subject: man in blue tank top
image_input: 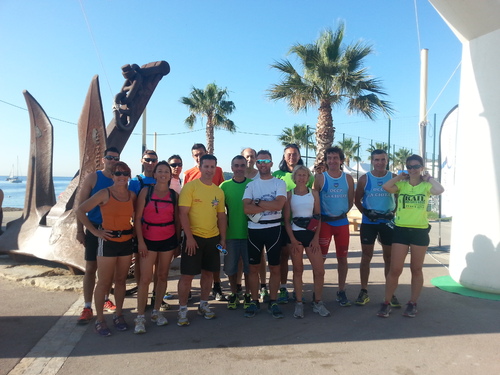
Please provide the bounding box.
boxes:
[75,147,120,324]
[354,149,399,307]
[314,146,354,307]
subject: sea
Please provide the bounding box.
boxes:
[0,176,73,209]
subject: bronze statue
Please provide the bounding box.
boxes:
[0,61,170,273]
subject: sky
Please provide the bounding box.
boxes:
[0,0,462,177]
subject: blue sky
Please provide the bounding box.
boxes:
[0,0,461,177]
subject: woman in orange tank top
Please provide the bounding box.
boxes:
[77,162,136,337]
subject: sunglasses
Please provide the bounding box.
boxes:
[406,164,422,170]
[114,171,130,177]
[170,163,182,168]
[256,159,272,165]
[104,155,120,161]
[143,158,158,163]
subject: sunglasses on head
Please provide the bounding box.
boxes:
[406,164,422,170]
[114,171,130,177]
[104,155,120,161]
[170,163,182,168]
[256,159,272,165]
[144,158,158,163]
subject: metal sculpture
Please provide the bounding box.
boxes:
[0,61,170,273]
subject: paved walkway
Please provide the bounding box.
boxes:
[1,211,499,374]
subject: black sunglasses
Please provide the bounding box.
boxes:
[406,164,422,170]
[143,158,158,163]
[104,155,120,161]
[114,171,130,177]
[170,163,182,168]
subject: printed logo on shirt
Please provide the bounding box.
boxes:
[211,197,220,207]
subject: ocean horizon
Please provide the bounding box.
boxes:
[0,176,73,209]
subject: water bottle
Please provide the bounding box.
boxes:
[216,244,228,255]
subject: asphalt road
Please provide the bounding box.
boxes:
[1,212,499,375]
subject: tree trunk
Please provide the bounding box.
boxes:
[206,117,215,155]
[314,100,335,168]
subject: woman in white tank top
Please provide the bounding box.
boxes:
[283,165,331,318]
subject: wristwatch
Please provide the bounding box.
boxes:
[254,198,261,206]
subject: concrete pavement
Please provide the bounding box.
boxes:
[1,210,499,374]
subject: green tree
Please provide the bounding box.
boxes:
[393,147,412,171]
[278,123,316,151]
[268,23,393,167]
[335,137,361,167]
[366,142,389,159]
[180,83,236,155]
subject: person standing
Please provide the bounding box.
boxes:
[75,147,120,325]
[242,147,259,179]
[314,146,354,307]
[0,189,4,235]
[378,154,444,318]
[133,161,180,333]
[354,149,399,307]
[243,150,287,319]
[284,165,330,318]
[176,154,227,326]
[273,144,314,304]
[128,150,158,195]
[168,154,184,195]
[220,155,252,310]
[183,143,226,301]
[76,162,136,336]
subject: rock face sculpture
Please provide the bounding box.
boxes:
[0,61,170,273]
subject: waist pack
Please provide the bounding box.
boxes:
[292,215,320,232]
[363,209,394,222]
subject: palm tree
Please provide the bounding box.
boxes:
[268,22,393,167]
[278,123,316,151]
[180,83,236,155]
[335,137,361,167]
[393,147,412,171]
[366,142,389,159]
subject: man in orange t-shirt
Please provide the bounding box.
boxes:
[184,143,225,185]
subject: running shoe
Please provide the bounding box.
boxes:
[77,307,93,325]
[277,287,289,304]
[355,290,370,306]
[244,301,260,318]
[227,293,238,310]
[212,285,227,301]
[159,300,171,312]
[151,310,168,326]
[312,301,331,317]
[293,302,304,319]
[390,295,402,308]
[336,290,351,307]
[134,316,146,334]
[243,294,252,309]
[377,302,392,318]
[112,314,129,331]
[259,287,270,303]
[268,302,284,319]
[403,302,417,318]
[95,320,111,337]
[164,292,174,300]
[236,286,244,300]
[197,303,216,319]
[103,299,116,312]
[177,308,190,327]
[292,291,306,303]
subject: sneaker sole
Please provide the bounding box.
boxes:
[134,329,146,334]
[197,311,216,320]
[227,305,238,310]
[177,321,190,327]
[268,311,284,319]
[77,319,92,325]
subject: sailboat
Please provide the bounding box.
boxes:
[6,158,22,183]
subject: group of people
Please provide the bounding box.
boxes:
[74,142,444,337]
